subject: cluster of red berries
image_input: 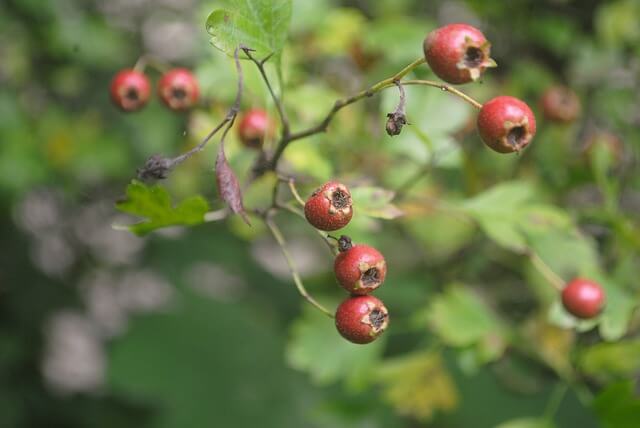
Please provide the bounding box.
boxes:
[304,181,389,344]
[110,68,199,112]
[423,23,536,153]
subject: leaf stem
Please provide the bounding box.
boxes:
[528,250,566,291]
[401,80,483,109]
[264,218,334,318]
[242,48,290,138]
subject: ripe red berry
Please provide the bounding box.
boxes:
[540,86,581,123]
[237,109,270,149]
[335,295,389,344]
[477,95,537,153]
[158,68,200,111]
[334,236,387,295]
[561,278,605,319]
[110,69,151,112]
[423,23,497,84]
[304,181,353,231]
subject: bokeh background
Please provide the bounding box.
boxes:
[1,0,639,427]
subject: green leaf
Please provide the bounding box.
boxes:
[206,0,292,59]
[593,381,640,428]
[579,339,640,383]
[599,279,635,341]
[115,180,209,236]
[375,350,458,421]
[495,418,555,428]
[350,186,403,220]
[426,285,506,362]
[286,304,384,388]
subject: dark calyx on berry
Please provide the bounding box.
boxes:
[172,87,187,100]
[126,88,139,101]
[368,308,387,330]
[464,46,484,68]
[361,267,380,286]
[337,235,353,252]
[332,189,350,209]
[507,126,527,149]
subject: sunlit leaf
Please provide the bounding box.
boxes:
[350,186,403,220]
[115,180,209,236]
[376,350,458,421]
[579,339,640,383]
[206,0,292,59]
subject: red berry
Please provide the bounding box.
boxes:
[561,278,605,319]
[237,109,270,149]
[477,95,537,153]
[423,23,497,84]
[110,69,151,112]
[158,68,199,111]
[304,181,353,231]
[540,86,581,123]
[334,236,387,295]
[335,295,389,344]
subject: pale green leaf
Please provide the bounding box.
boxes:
[350,186,403,220]
[115,180,209,236]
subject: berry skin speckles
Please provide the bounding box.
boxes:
[477,95,537,153]
[304,181,353,231]
[335,295,389,344]
[110,69,151,112]
[423,23,497,84]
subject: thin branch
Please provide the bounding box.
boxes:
[264,217,334,318]
[242,47,290,137]
[402,79,483,110]
[276,202,337,254]
[528,250,565,291]
[287,178,306,207]
[266,57,427,170]
[138,47,244,180]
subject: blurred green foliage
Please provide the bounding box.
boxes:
[1,0,639,427]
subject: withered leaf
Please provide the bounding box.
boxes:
[215,141,250,225]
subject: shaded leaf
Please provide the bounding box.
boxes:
[425,285,506,364]
[350,186,404,220]
[114,180,209,236]
[523,315,574,377]
[216,142,250,225]
[376,350,458,421]
[593,381,640,428]
[495,418,555,428]
[206,0,292,59]
[286,303,384,388]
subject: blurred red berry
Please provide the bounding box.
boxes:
[540,86,581,123]
[158,68,200,111]
[561,278,605,319]
[110,69,151,112]
[237,109,270,149]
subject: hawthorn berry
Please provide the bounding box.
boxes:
[304,181,353,231]
[540,86,581,123]
[335,295,389,344]
[158,68,200,111]
[237,109,270,149]
[423,23,497,84]
[561,278,605,319]
[477,95,537,153]
[334,236,387,295]
[110,69,151,112]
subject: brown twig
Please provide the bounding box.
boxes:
[264,217,334,317]
[242,47,290,138]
